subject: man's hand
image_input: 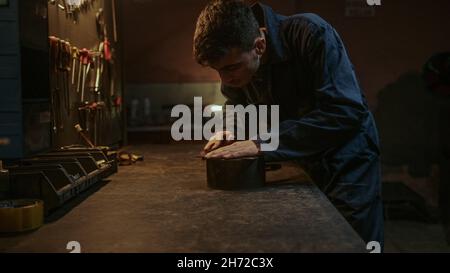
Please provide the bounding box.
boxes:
[201,131,235,157]
[205,140,260,159]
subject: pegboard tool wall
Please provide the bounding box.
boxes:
[47,0,125,149]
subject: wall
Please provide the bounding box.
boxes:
[296,0,450,109]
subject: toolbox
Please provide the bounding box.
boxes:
[5,146,117,214]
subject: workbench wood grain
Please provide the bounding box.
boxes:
[0,144,367,253]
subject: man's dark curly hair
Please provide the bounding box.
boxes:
[193,0,260,66]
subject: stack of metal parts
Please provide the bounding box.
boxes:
[6,146,117,214]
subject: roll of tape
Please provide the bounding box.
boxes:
[0,199,44,233]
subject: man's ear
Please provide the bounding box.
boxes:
[254,36,266,56]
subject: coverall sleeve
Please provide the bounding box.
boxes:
[263,16,368,161]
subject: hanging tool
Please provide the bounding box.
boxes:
[95,8,106,40]
[84,53,95,101]
[77,48,88,95]
[103,38,112,62]
[79,48,90,102]
[94,101,105,146]
[57,39,65,118]
[78,101,105,146]
[49,36,63,132]
[63,40,72,115]
[63,0,70,14]
[71,46,79,85]
[57,1,66,11]
[49,36,60,68]
[57,39,65,96]
[112,0,118,42]
[94,42,104,94]
[56,39,71,117]
[103,38,115,108]
[74,124,95,148]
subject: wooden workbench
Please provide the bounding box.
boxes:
[0,144,366,253]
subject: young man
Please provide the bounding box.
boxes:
[194,0,383,247]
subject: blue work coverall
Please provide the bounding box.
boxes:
[221,3,384,247]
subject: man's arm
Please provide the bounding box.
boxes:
[263,15,368,161]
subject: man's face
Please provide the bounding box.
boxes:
[209,35,266,88]
[210,48,260,88]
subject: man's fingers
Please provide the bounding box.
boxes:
[205,147,223,157]
[209,150,236,159]
[204,131,236,151]
[211,141,222,151]
[203,141,214,151]
[205,143,238,158]
[223,153,233,159]
[204,141,258,159]
[203,139,236,154]
[205,146,227,158]
[204,140,220,152]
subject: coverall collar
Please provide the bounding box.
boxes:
[251,2,289,64]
